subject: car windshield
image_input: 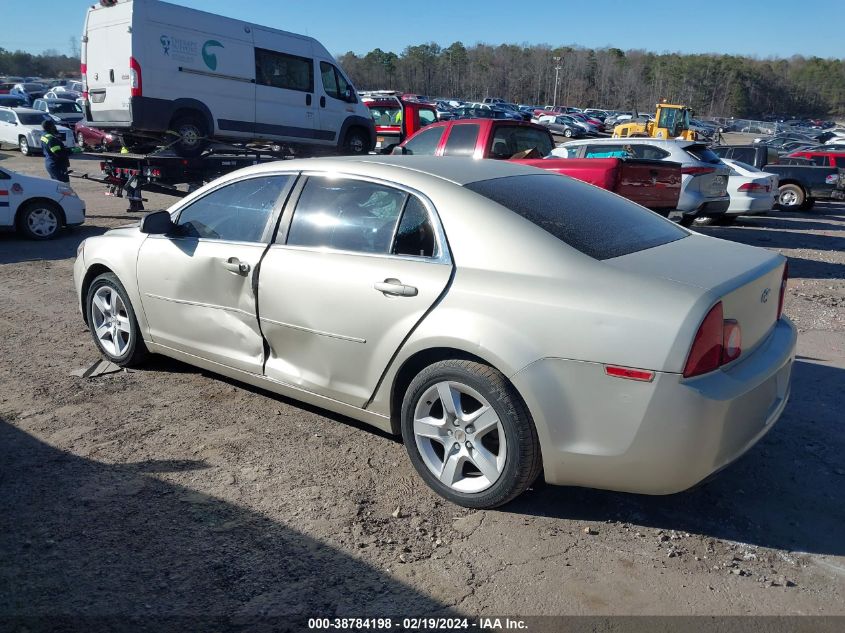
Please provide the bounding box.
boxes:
[48,102,82,113]
[18,112,50,125]
[465,174,686,260]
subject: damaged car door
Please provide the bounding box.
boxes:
[136,174,294,374]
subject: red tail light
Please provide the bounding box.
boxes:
[683,302,724,378]
[738,182,767,192]
[777,262,788,320]
[129,57,142,97]
[681,166,716,175]
[80,62,88,100]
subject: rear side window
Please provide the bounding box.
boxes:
[286,177,408,254]
[489,126,553,158]
[255,48,314,93]
[465,174,686,260]
[403,126,445,155]
[730,148,755,164]
[443,124,479,156]
[684,144,721,164]
[393,197,436,258]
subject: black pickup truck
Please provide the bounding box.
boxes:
[713,145,845,210]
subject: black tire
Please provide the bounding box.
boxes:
[718,216,738,226]
[777,183,805,210]
[85,272,148,367]
[170,113,208,158]
[800,197,816,211]
[342,127,370,155]
[400,360,542,509]
[678,214,695,227]
[17,200,63,240]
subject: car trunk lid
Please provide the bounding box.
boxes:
[605,233,785,360]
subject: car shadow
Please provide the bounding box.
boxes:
[0,418,452,626]
[0,225,107,265]
[506,359,845,556]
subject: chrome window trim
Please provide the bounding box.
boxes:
[273,170,452,266]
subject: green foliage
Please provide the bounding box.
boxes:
[0,48,79,79]
[338,43,844,117]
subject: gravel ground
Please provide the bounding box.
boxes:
[1,148,844,626]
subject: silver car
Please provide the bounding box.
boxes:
[74,157,796,509]
[553,138,731,225]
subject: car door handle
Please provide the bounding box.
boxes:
[320,95,326,108]
[305,94,312,106]
[374,278,418,297]
[222,257,250,275]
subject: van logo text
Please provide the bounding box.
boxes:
[761,288,770,303]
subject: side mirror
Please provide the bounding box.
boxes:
[391,145,408,155]
[140,210,176,235]
[344,88,355,103]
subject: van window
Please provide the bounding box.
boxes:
[444,124,479,156]
[419,109,437,127]
[255,48,314,93]
[319,61,354,102]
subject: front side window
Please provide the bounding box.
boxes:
[286,177,408,254]
[418,108,437,127]
[176,175,289,242]
[18,113,50,125]
[465,174,686,260]
[443,124,479,156]
[402,126,445,155]
[319,62,354,102]
[255,48,314,93]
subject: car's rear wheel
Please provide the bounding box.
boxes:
[777,184,805,210]
[18,136,31,156]
[17,201,62,240]
[401,360,542,509]
[564,128,573,137]
[86,273,148,367]
[76,131,87,149]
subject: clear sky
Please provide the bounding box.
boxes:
[2,0,843,59]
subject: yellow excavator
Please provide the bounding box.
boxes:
[612,101,698,140]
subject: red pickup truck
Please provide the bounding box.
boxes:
[363,95,439,152]
[786,151,845,168]
[394,119,681,213]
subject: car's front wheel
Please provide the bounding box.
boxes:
[18,201,62,240]
[86,273,148,367]
[401,360,542,509]
[564,128,573,137]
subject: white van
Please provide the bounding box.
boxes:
[82,0,375,156]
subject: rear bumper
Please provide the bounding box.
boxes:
[511,317,797,494]
[726,195,776,215]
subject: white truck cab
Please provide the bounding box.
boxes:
[82,0,375,156]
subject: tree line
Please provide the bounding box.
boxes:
[338,43,845,119]
[0,45,80,79]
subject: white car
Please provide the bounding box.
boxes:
[0,166,85,239]
[720,158,778,221]
[0,107,76,156]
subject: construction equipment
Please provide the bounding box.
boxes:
[613,101,697,140]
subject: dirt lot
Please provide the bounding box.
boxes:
[1,147,844,626]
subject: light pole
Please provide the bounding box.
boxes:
[552,56,561,107]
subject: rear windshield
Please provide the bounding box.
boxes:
[368,106,401,126]
[48,102,82,113]
[684,144,721,164]
[465,174,686,260]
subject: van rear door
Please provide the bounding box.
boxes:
[85,2,133,124]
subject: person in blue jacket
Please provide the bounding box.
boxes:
[40,119,80,182]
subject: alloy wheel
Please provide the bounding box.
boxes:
[413,381,507,493]
[91,286,132,357]
[779,190,798,206]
